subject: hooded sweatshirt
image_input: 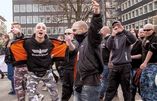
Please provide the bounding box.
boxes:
[24,34,53,76]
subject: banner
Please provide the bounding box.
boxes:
[0,55,7,72]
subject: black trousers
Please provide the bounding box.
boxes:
[61,69,74,101]
[104,64,131,101]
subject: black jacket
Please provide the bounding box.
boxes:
[75,14,103,86]
[107,30,136,65]
[101,35,110,65]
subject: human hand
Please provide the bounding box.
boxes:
[92,0,100,14]
[140,62,147,70]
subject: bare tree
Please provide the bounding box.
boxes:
[34,0,92,27]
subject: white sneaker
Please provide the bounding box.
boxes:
[32,95,39,101]
[38,94,44,101]
[41,86,48,91]
[155,74,157,86]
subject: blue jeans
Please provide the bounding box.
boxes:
[74,85,100,101]
[100,65,109,98]
[7,63,15,93]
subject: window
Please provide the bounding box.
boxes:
[131,0,134,5]
[33,16,38,23]
[135,9,139,17]
[139,7,143,15]
[154,1,157,10]
[125,25,128,30]
[20,5,26,12]
[144,19,148,24]
[14,16,20,23]
[128,12,131,19]
[122,15,125,22]
[33,4,38,12]
[39,16,45,23]
[128,0,131,7]
[143,5,148,14]
[132,23,135,28]
[21,27,27,34]
[148,3,153,12]
[27,16,32,24]
[124,2,127,9]
[126,13,128,20]
[135,0,139,3]
[135,22,139,29]
[47,27,51,34]
[39,4,44,12]
[21,16,26,24]
[27,28,33,34]
[46,16,51,23]
[26,4,32,12]
[57,28,61,33]
[139,20,143,28]
[14,5,19,12]
[45,5,51,12]
[132,11,135,18]
[129,24,131,29]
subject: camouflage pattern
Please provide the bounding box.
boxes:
[140,64,157,101]
[14,65,28,101]
[27,70,59,101]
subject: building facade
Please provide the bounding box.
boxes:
[116,0,157,30]
[13,0,71,35]
[0,16,7,35]
[12,0,94,35]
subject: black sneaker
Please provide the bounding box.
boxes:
[8,91,16,95]
[1,74,4,79]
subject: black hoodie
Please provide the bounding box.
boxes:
[24,34,53,75]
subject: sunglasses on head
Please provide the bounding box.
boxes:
[143,29,152,32]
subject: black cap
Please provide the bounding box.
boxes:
[112,21,122,26]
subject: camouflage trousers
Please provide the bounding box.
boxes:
[27,70,59,101]
[14,65,28,101]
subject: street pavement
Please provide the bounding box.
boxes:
[0,76,142,101]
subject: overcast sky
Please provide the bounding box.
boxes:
[0,0,12,32]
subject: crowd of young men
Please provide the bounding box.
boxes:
[1,0,157,101]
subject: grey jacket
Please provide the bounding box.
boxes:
[107,30,136,65]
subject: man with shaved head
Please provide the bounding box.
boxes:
[139,23,157,100]
[73,0,104,101]
[99,26,111,100]
[140,23,157,69]
[24,22,60,101]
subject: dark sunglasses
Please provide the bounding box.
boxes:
[72,29,77,32]
[143,29,152,32]
[64,33,72,35]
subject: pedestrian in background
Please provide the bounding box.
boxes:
[3,34,16,95]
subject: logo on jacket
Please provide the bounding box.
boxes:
[32,49,48,56]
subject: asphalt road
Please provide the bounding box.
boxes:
[0,76,142,101]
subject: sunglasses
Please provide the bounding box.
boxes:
[64,33,72,35]
[143,29,152,32]
[37,26,46,30]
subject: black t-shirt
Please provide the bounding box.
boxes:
[131,39,142,69]
[142,33,157,63]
